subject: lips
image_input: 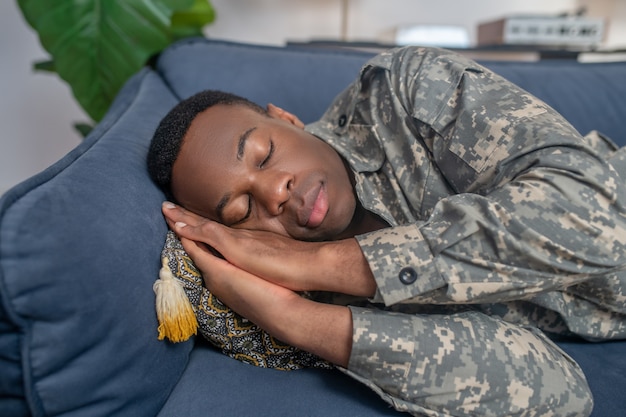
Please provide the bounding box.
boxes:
[298,183,329,228]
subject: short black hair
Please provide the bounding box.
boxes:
[147,90,266,200]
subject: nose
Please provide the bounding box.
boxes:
[253,170,293,217]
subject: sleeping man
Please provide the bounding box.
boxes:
[148,46,626,417]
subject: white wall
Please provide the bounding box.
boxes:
[578,0,626,48]
[2,0,625,194]
[205,0,344,45]
[0,1,86,195]
[206,0,577,45]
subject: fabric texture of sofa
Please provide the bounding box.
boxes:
[1,38,625,417]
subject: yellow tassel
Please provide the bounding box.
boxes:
[153,257,198,342]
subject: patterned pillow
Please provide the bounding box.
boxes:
[160,231,332,370]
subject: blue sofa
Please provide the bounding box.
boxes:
[1,38,625,417]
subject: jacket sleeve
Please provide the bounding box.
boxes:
[355,47,626,306]
[343,306,593,417]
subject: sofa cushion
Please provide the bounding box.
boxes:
[559,340,626,417]
[0,69,192,416]
[157,340,404,417]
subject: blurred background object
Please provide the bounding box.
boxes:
[383,25,470,48]
[477,13,605,48]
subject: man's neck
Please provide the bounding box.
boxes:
[335,203,388,240]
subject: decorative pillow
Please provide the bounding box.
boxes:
[160,231,332,371]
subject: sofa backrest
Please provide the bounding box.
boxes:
[156,39,369,125]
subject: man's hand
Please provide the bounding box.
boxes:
[162,202,377,297]
[176,229,354,367]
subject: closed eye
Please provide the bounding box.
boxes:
[259,140,274,168]
[232,195,252,226]
[233,140,273,225]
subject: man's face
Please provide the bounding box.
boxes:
[171,104,357,241]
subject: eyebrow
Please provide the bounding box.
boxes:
[237,127,257,160]
[216,126,257,221]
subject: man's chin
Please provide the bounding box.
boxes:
[295,231,332,242]
[289,226,337,242]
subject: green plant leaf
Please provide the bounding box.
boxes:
[171,0,215,40]
[18,0,214,121]
[33,59,56,73]
[73,122,94,138]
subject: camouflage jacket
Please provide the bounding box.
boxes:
[306,46,626,416]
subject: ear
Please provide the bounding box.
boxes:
[266,103,305,129]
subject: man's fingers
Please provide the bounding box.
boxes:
[162,201,207,225]
[179,236,205,260]
[162,201,225,243]
[179,236,224,271]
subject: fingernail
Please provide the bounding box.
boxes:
[175,222,187,229]
[163,201,177,209]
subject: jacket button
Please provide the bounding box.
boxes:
[338,114,347,127]
[398,267,417,285]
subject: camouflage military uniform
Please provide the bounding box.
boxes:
[306,46,626,416]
